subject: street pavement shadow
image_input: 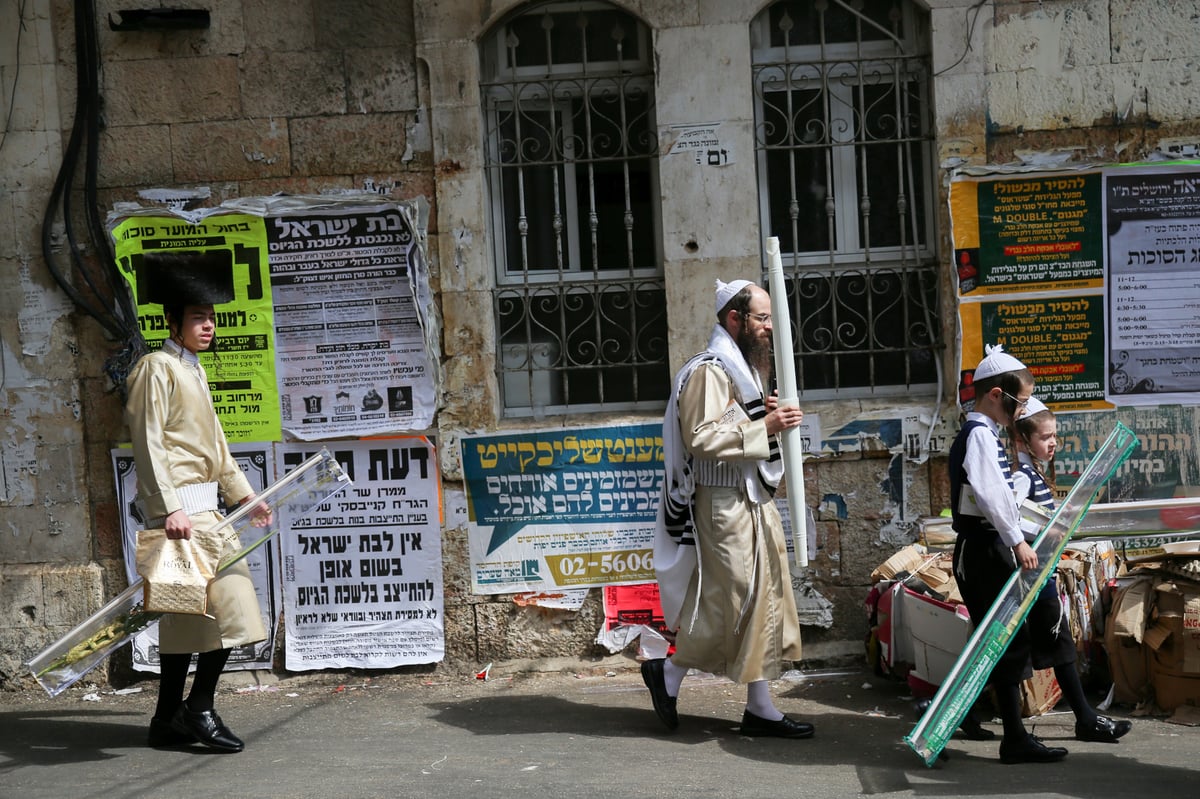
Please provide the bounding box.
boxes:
[0,707,151,769]
[428,693,726,744]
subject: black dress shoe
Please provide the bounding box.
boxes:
[739,710,815,739]
[998,734,1068,764]
[1075,715,1132,743]
[170,703,245,753]
[148,715,196,748]
[958,714,996,741]
[640,659,679,731]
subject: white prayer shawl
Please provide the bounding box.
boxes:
[653,325,784,630]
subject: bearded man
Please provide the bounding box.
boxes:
[642,279,813,739]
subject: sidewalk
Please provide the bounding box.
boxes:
[1,660,1195,799]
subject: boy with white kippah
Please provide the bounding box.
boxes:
[949,344,1066,764]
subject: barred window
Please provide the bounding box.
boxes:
[481,1,668,417]
[752,0,941,397]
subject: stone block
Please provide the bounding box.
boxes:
[473,600,514,660]
[41,563,106,625]
[654,24,753,125]
[438,353,496,432]
[658,129,760,259]
[0,201,13,262]
[929,2,985,77]
[98,124,175,191]
[1143,59,1200,123]
[428,103,483,172]
[240,49,347,118]
[101,56,241,126]
[3,63,60,132]
[314,0,415,50]
[442,604,477,663]
[0,566,41,630]
[93,499,124,561]
[232,175,356,199]
[0,501,91,563]
[290,112,410,175]
[932,73,988,136]
[346,48,418,114]
[0,130,56,193]
[243,0,317,52]
[440,524,482,603]
[798,582,873,666]
[992,0,1107,73]
[418,0,508,43]
[440,290,492,357]
[1110,0,1198,63]
[10,0,58,69]
[172,118,292,182]
[415,40,482,109]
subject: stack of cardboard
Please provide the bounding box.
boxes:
[1105,563,1200,712]
[867,543,1076,716]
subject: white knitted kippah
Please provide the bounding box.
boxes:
[715,279,753,314]
[1023,396,1049,416]
[973,343,1027,379]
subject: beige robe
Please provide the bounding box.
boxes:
[670,364,802,683]
[124,342,267,653]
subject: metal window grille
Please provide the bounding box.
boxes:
[752,0,941,397]
[481,1,668,416]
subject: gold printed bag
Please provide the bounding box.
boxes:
[135,529,223,615]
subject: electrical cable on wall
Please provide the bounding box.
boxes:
[41,0,146,394]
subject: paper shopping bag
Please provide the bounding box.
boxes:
[135,529,223,615]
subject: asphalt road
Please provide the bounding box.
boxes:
[1,658,1195,799]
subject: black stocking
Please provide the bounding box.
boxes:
[155,653,192,720]
[185,648,231,712]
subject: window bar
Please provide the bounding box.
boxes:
[612,22,641,399]
[813,5,845,388]
[854,74,878,384]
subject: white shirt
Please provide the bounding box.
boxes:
[961,412,1023,548]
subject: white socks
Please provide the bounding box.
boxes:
[745,680,783,720]
[662,658,687,697]
[661,664,781,720]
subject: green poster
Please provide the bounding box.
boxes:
[953,172,1104,296]
[967,293,1108,411]
[111,214,281,442]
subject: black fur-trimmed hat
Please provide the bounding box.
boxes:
[142,250,235,306]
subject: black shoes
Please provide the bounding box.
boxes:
[170,703,245,753]
[147,715,196,748]
[739,709,815,739]
[1075,715,1132,743]
[641,658,679,731]
[998,734,1068,764]
[957,714,996,741]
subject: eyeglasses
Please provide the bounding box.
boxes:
[741,312,772,324]
[1000,390,1030,409]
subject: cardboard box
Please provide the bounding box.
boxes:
[1021,667,1063,717]
[885,581,1064,716]
[898,586,973,695]
[871,544,930,583]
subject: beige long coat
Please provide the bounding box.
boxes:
[670,363,803,684]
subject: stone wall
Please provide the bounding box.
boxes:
[3,0,1200,690]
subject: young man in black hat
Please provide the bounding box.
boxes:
[126,249,270,753]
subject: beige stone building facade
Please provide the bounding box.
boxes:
[2,0,1199,688]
